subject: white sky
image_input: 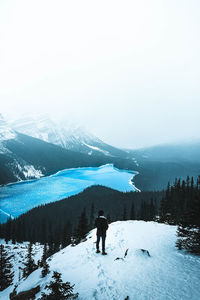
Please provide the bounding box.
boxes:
[0,0,200,148]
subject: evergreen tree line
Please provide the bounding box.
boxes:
[0,186,161,245]
[160,176,200,255]
[0,244,14,291]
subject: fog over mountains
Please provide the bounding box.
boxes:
[0,113,200,190]
[0,114,136,186]
[8,114,131,158]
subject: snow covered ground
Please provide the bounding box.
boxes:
[0,164,139,222]
[1,221,200,300]
[0,240,43,299]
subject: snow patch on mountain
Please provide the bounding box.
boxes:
[83,142,111,156]
[22,165,44,179]
[6,159,44,182]
[131,157,139,166]
[1,221,200,300]
[0,144,9,154]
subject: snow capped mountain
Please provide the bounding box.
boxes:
[8,114,129,158]
[0,114,44,183]
[0,114,137,186]
[0,114,16,142]
[0,114,16,154]
[1,221,200,300]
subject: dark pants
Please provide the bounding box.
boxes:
[96,235,106,252]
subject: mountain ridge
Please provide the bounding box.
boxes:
[8,114,130,158]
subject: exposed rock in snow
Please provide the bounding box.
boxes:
[22,165,43,179]
[83,142,112,156]
[0,144,9,154]
[1,221,200,300]
[131,157,139,166]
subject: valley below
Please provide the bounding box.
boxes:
[0,164,139,223]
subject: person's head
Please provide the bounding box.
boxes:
[98,210,104,217]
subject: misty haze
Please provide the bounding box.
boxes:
[0,1,200,300]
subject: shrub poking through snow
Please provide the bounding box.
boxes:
[10,285,40,300]
[41,243,50,278]
[39,271,78,300]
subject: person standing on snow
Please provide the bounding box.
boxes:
[95,210,109,255]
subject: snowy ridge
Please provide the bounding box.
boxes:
[0,114,16,143]
[8,114,106,153]
[83,142,111,156]
[1,221,200,300]
[7,114,132,159]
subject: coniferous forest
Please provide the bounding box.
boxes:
[1,176,200,259]
[160,176,200,254]
[0,186,161,246]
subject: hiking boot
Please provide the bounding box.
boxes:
[102,251,107,255]
[96,249,100,253]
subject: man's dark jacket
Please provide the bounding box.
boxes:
[95,216,109,236]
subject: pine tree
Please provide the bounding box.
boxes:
[61,222,72,249]
[107,214,111,224]
[123,206,127,221]
[18,268,22,282]
[41,243,50,278]
[39,271,78,300]
[23,243,37,278]
[74,208,89,242]
[197,176,200,190]
[4,216,12,244]
[130,201,135,220]
[47,232,55,257]
[41,260,50,278]
[0,244,14,291]
[89,203,94,229]
[149,198,156,220]
[176,194,200,254]
[140,201,148,221]
[186,176,190,191]
[160,182,170,222]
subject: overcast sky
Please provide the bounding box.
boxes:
[0,0,200,148]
